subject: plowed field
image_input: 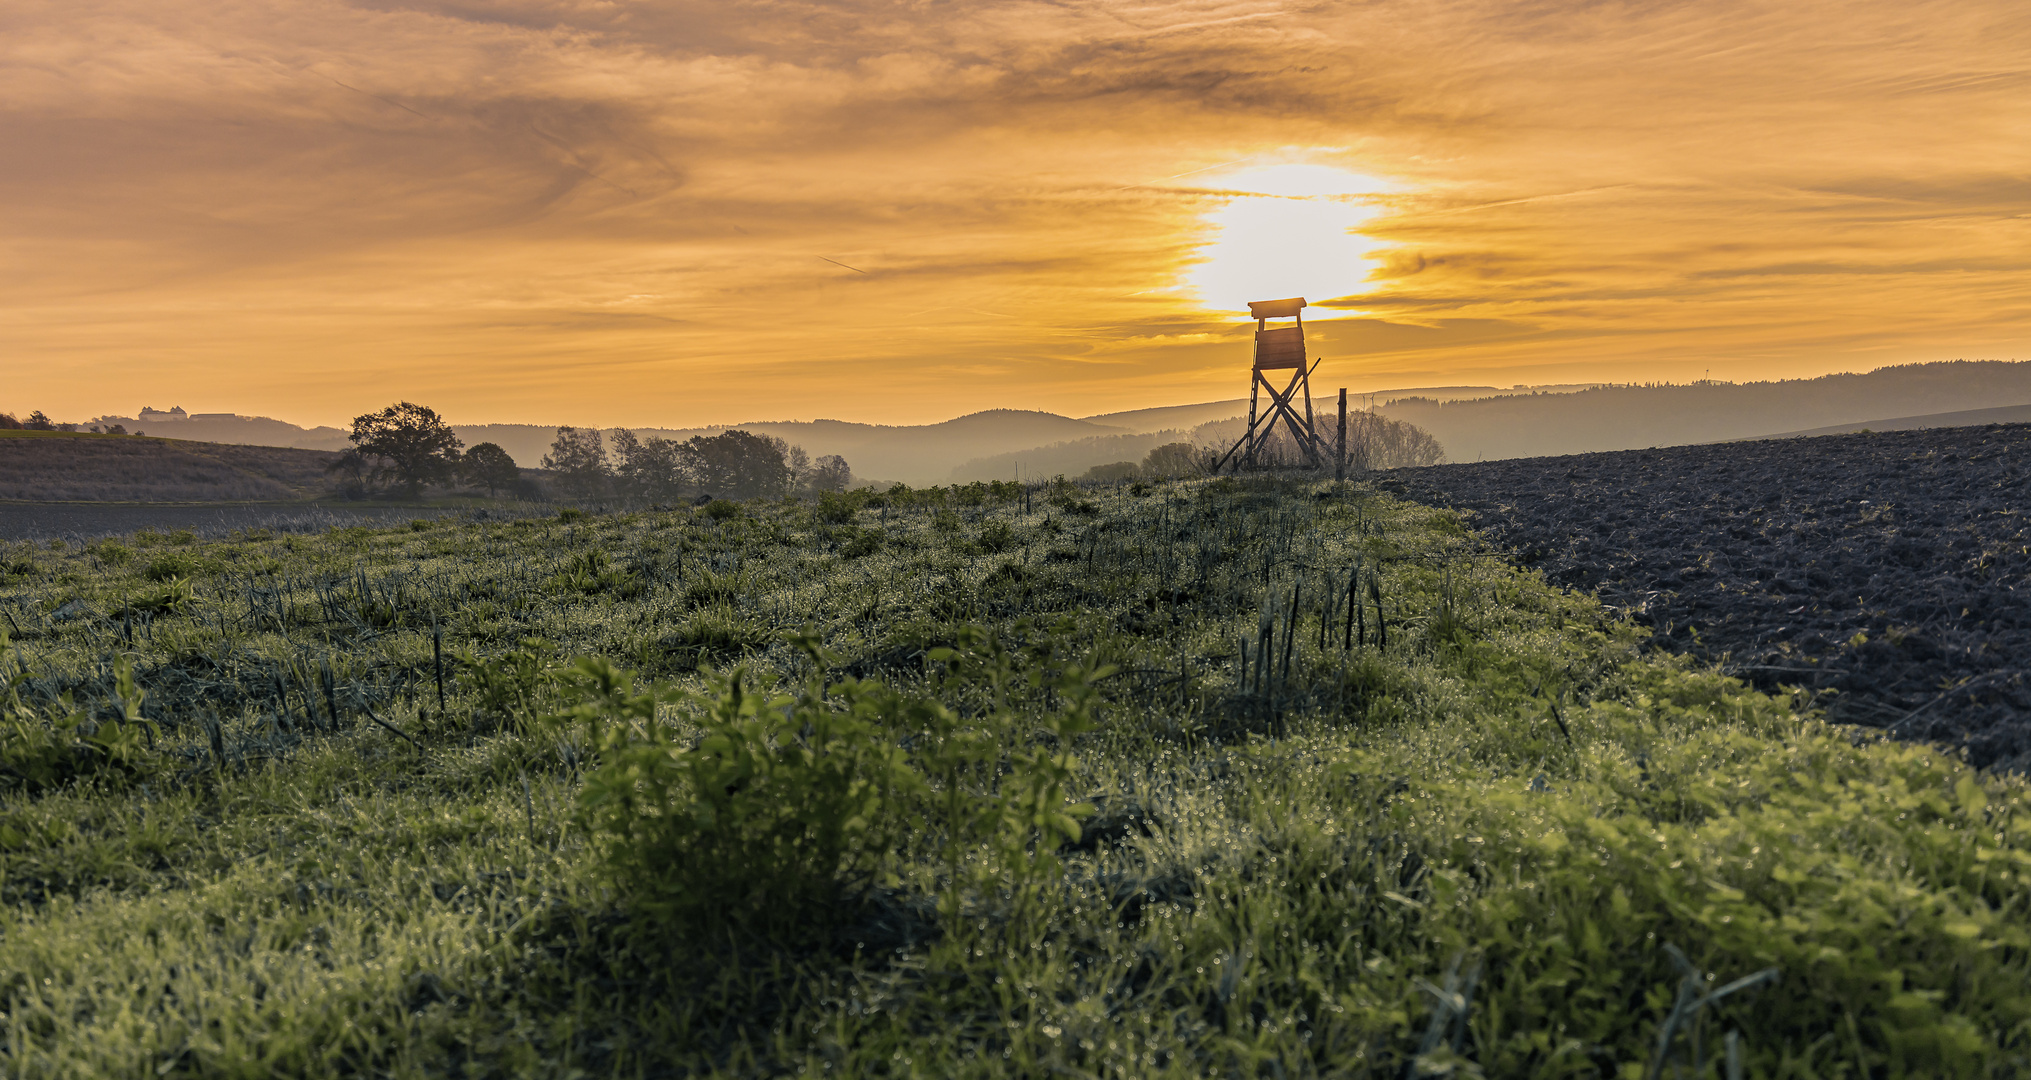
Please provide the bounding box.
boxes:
[1391,424,2031,770]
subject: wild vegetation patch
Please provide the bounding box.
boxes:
[0,476,2024,1076]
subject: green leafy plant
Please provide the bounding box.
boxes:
[815,490,857,525]
[125,575,194,616]
[87,541,133,567]
[0,637,157,794]
[921,627,1102,922]
[454,638,559,731]
[565,627,1104,935]
[546,548,640,598]
[142,552,201,581]
[569,643,924,933]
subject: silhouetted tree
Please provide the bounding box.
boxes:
[325,449,372,499]
[1141,442,1212,478]
[807,454,853,493]
[348,401,464,498]
[0,413,21,430]
[542,426,610,500]
[105,424,128,435]
[1343,412,1446,471]
[462,442,521,497]
[1082,461,1139,483]
[611,430,686,503]
[24,411,53,431]
[680,429,789,500]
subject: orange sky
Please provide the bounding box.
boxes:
[4,0,2029,428]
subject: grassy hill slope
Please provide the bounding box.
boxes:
[0,476,2024,1075]
[0,432,341,502]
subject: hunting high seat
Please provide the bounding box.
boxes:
[1213,297,1325,471]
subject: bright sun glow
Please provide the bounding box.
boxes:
[1186,163,1397,316]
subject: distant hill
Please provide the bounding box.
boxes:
[0,432,341,502]
[1378,361,2031,461]
[948,432,1187,483]
[637,411,1131,486]
[61,362,2031,486]
[1078,385,1602,436]
[89,412,351,452]
[67,410,1138,487]
[1746,403,2031,440]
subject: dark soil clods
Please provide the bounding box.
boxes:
[1390,423,2031,770]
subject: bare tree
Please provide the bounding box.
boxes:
[1141,441,1213,478]
[1344,412,1446,471]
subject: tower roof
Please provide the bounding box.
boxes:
[1247,297,1306,319]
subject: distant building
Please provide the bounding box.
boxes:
[139,406,188,423]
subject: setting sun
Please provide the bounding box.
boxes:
[1,0,2025,428]
[1186,164,1397,317]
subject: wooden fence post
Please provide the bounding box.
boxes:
[1336,388,1348,482]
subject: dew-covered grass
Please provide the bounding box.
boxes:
[1,476,2026,1077]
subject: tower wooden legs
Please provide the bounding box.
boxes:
[1214,364,1326,473]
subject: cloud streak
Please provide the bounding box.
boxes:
[2,0,2027,427]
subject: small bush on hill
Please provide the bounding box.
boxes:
[563,630,1101,935]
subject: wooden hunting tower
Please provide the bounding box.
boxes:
[1213,297,1325,471]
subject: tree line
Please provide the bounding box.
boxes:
[2,411,134,435]
[542,426,852,502]
[1074,412,1447,483]
[328,402,852,503]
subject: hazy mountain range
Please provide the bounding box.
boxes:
[1379,361,2031,462]
[77,361,2031,484]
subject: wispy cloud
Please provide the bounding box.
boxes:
[1,0,2026,426]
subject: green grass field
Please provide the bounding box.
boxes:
[1,478,2025,1077]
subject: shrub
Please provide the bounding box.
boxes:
[1080,461,1139,483]
[815,490,857,525]
[569,652,924,932]
[142,552,200,581]
[1141,441,1211,478]
[454,638,559,732]
[125,576,194,616]
[702,498,740,522]
[562,628,1105,935]
[88,541,132,567]
[966,520,1015,555]
[661,603,773,667]
[840,530,882,559]
[547,548,640,598]
[0,644,157,795]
